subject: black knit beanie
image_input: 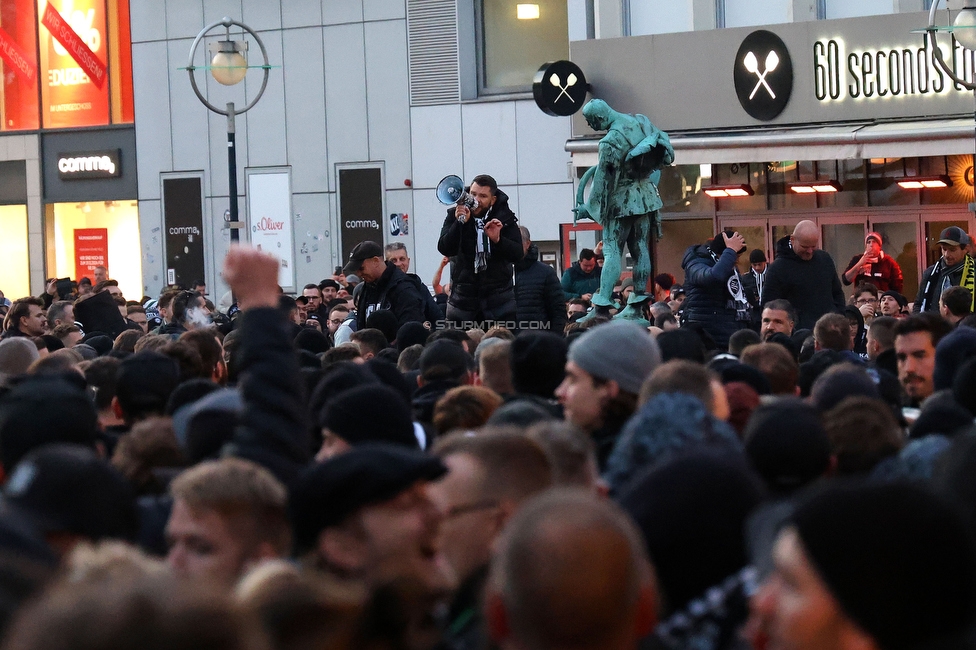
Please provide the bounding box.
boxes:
[792,480,976,650]
[511,331,568,398]
[744,399,830,495]
[320,384,418,449]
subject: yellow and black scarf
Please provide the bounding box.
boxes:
[964,254,976,312]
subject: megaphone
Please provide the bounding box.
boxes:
[436,175,477,211]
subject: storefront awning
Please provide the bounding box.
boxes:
[565,119,976,167]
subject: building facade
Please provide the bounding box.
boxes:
[0,0,137,300]
[4,0,971,306]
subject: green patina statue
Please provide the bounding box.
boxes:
[574,99,674,323]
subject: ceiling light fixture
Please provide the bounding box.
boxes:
[703,184,755,198]
[517,4,540,19]
[896,175,953,189]
[790,180,842,193]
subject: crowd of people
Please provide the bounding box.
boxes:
[0,182,974,650]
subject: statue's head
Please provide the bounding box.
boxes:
[582,99,611,131]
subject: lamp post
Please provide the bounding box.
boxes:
[186,18,270,243]
[926,1,976,214]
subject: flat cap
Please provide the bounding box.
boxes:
[289,444,447,555]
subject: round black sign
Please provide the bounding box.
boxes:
[533,61,588,117]
[733,31,793,121]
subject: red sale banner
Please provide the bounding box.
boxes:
[74,228,107,282]
[38,0,109,128]
[0,25,36,84]
[41,2,105,88]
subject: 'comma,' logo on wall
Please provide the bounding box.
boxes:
[734,31,794,121]
[533,60,589,117]
[57,149,120,179]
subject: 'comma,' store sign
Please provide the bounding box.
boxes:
[57,149,120,179]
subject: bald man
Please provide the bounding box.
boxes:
[761,220,845,330]
[484,489,657,650]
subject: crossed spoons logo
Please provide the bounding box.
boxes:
[734,30,793,121]
[533,60,589,117]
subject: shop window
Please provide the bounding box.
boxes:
[659,164,714,214]
[37,0,134,128]
[0,205,30,299]
[767,161,817,211]
[656,217,714,285]
[824,0,892,19]
[822,223,866,286]
[50,200,141,299]
[723,0,790,28]
[0,0,40,131]
[816,159,868,209]
[713,162,766,212]
[869,158,921,207]
[478,0,568,94]
[920,155,973,207]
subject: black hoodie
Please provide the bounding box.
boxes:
[761,236,846,331]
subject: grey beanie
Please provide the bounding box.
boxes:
[568,320,661,394]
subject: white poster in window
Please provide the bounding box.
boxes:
[246,169,295,291]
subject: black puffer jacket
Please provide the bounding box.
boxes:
[515,245,567,333]
[437,189,522,313]
[681,243,746,350]
[354,261,427,331]
[762,236,846,330]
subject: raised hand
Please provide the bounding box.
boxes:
[222,246,281,311]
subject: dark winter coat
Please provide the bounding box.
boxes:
[681,244,747,350]
[354,261,428,331]
[762,236,846,331]
[560,261,602,300]
[437,189,522,317]
[515,245,567,333]
[229,307,310,485]
[913,256,972,313]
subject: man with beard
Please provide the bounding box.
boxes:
[893,313,951,406]
[438,174,522,326]
[915,226,975,314]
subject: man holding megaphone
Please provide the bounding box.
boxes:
[437,174,523,327]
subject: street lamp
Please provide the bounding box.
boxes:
[925,1,976,213]
[186,18,270,243]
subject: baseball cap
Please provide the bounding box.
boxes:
[3,444,138,543]
[865,231,882,245]
[289,444,447,555]
[342,241,384,275]
[939,226,971,247]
